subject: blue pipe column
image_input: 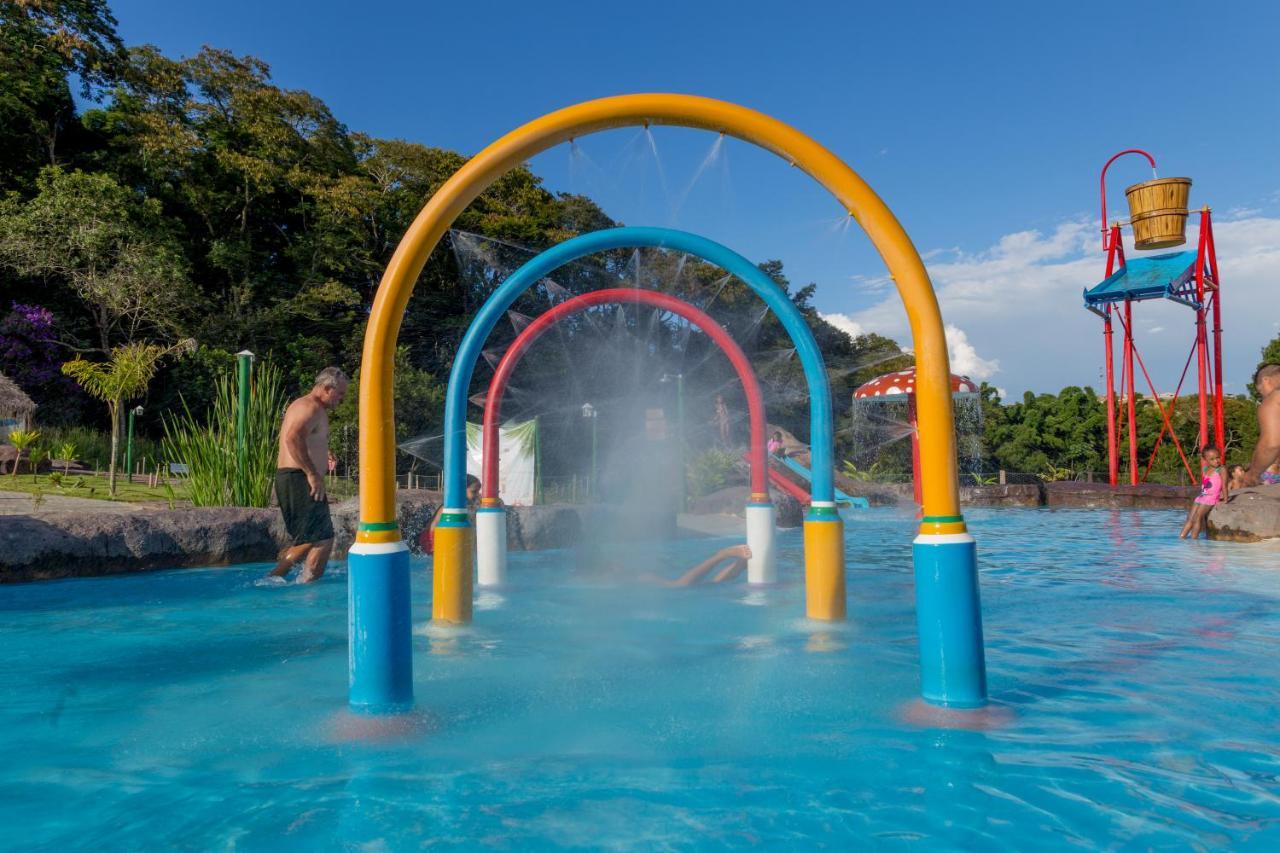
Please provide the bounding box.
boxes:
[912,531,986,707]
[348,541,413,713]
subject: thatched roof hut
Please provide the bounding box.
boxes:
[0,373,36,439]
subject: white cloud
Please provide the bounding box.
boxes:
[831,215,1280,396]
[822,315,999,382]
[945,324,999,380]
[820,312,864,339]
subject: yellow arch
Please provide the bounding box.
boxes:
[358,94,963,543]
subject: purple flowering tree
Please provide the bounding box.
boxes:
[0,303,86,425]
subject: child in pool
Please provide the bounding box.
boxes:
[644,544,752,587]
[576,542,752,586]
[1181,447,1228,539]
[1231,461,1280,489]
[418,475,481,555]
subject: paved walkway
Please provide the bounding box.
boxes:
[0,490,162,517]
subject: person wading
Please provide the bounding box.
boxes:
[268,367,349,582]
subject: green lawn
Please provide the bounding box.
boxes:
[0,472,188,504]
[0,472,360,505]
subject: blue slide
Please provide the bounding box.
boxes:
[778,456,869,509]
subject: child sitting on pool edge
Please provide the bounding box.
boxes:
[1181,447,1228,540]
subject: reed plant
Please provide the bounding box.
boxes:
[161,361,287,507]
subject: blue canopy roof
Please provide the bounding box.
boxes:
[1083,251,1204,309]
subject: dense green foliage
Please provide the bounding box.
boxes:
[975,384,1261,483]
[2,3,1276,489]
[0,4,908,477]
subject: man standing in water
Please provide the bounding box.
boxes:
[1237,363,1280,487]
[269,367,349,582]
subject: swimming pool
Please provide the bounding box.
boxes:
[2,508,1278,847]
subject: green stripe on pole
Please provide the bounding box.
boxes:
[358,521,399,532]
[922,514,965,523]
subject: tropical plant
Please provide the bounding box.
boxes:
[61,340,193,495]
[842,459,887,482]
[28,446,49,482]
[7,429,39,479]
[55,442,77,475]
[1041,464,1073,483]
[48,471,64,489]
[687,448,741,499]
[161,360,287,507]
[971,472,999,487]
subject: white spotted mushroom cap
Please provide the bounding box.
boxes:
[853,368,977,400]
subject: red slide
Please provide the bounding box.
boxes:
[743,452,810,505]
[766,464,811,505]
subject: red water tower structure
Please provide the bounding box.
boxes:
[1084,150,1223,487]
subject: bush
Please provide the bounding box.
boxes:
[39,425,161,473]
[687,448,742,498]
[161,361,287,507]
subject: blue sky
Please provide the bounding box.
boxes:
[106,0,1280,395]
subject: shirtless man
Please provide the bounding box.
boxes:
[268,366,349,582]
[1237,363,1280,487]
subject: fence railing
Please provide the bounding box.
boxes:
[392,472,593,504]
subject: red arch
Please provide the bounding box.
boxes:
[482,288,768,501]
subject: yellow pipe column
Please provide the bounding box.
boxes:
[804,506,846,621]
[431,514,473,624]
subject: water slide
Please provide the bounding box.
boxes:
[766,462,812,504]
[778,456,869,509]
[749,453,871,510]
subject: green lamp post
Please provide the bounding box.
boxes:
[235,350,254,503]
[126,404,143,484]
[582,402,597,499]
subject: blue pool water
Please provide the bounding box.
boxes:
[2,507,1278,848]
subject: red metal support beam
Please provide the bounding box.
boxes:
[1143,340,1198,482]
[1124,299,1139,485]
[1204,210,1226,452]
[1116,310,1196,483]
[1100,149,1158,251]
[1103,223,1123,487]
[1194,210,1210,451]
[1105,306,1118,487]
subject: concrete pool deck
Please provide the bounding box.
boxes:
[3,482,1274,583]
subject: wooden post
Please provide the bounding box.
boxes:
[998,470,1006,485]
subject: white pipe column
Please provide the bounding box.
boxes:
[475,504,507,586]
[745,501,778,584]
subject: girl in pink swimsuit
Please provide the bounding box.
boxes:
[1181,447,1228,539]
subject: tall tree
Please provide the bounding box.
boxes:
[0,166,194,352]
[0,0,124,189]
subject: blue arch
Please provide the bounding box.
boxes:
[442,227,835,508]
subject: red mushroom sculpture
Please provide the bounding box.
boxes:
[853,368,978,505]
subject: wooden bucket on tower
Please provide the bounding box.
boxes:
[1124,177,1191,250]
